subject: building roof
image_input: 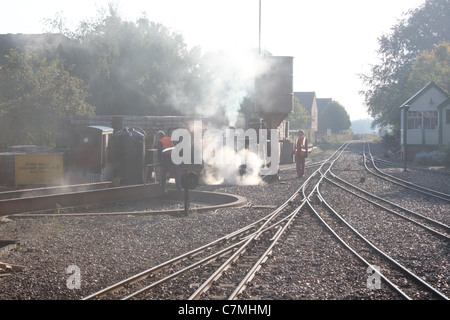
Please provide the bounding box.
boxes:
[399,82,450,110]
[293,92,316,112]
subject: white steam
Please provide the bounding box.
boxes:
[167,50,275,186]
[167,48,270,127]
[197,126,272,186]
[202,145,265,186]
[199,49,256,126]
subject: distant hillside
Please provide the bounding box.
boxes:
[351,119,377,134]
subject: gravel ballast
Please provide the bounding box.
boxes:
[0,141,448,300]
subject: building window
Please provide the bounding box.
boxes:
[446,109,450,124]
[407,111,421,129]
[407,110,439,130]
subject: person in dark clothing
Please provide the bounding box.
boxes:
[293,130,308,177]
[156,131,181,191]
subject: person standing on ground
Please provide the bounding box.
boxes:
[294,130,308,177]
[156,131,181,191]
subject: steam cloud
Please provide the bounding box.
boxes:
[199,128,266,186]
[202,146,265,185]
[167,48,270,127]
[168,49,274,186]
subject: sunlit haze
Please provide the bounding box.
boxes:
[1,0,426,121]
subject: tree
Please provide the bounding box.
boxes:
[47,5,204,117]
[318,100,351,134]
[360,0,450,129]
[0,49,94,148]
[287,96,310,129]
[405,42,450,94]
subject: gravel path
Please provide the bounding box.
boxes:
[0,141,448,300]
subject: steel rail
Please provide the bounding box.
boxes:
[364,143,450,202]
[83,193,302,300]
[187,200,296,300]
[122,204,314,300]
[372,156,450,176]
[84,143,349,300]
[328,168,449,231]
[314,173,449,300]
[82,218,262,299]
[121,239,247,300]
[227,143,352,300]
[122,205,311,300]
[278,159,333,174]
[363,152,450,202]
[304,145,411,300]
[367,143,450,199]
[228,202,306,300]
[83,178,305,300]
[325,172,450,240]
[228,165,333,299]
[307,144,448,300]
[189,143,350,300]
[306,200,412,300]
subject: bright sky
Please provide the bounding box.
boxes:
[1,0,426,121]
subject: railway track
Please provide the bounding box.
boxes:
[83,144,350,300]
[249,141,448,300]
[364,142,450,202]
[371,155,450,177]
[1,140,446,300]
[308,188,448,299]
[324,173,450,241]
[81,141,448,300]
[307,142,449,300]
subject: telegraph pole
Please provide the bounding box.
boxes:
[403,105,410,171]
[259,0,262,55]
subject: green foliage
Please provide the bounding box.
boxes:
[318,100,351,133]
[406,42,450,94]
[50,5,204,116]
[287,96,310,129]
[0,49,94,148]
[381,133,400,150]
[360,0,450,129]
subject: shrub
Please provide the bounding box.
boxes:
[414,146,450,166]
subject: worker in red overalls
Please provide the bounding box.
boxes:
[156,131,181,191]
[293,130,308,178]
